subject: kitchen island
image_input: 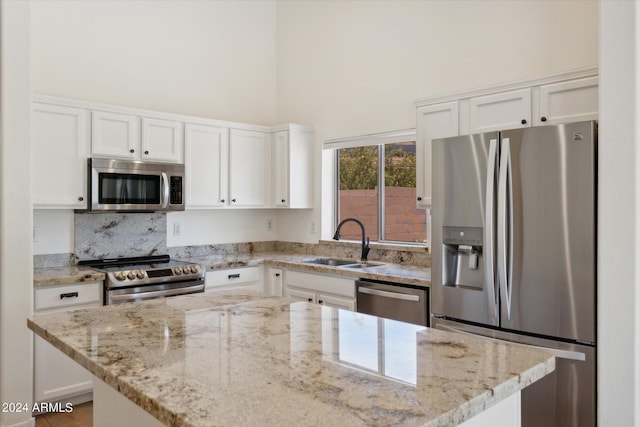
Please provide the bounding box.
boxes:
[28,291,554,427]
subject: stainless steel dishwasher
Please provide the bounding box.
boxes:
[355,279,429,326]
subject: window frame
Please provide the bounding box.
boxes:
[330,129,425,246]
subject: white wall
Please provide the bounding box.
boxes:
[0,1,33,426]
[599,2,640,425]
[31,0,277,126]
[275,0,598,241]
[31,0,599,250]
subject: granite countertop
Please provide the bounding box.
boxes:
[183,252,431,288]
[28,291,554,427]
[33,252,430,288]
[33,265,105,287]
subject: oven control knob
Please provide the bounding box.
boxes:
[115,272,126,281]
[174,267,182,275]
[136,270,145,279]
[192,265,199,273]
[127,271,136,280]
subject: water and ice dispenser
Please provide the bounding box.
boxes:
[441,226,484,290]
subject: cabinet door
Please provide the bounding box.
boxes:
[267,267,284,296]
[468,88,532,133]
[285,286,316,304]
[141,117,183,163]
[317,293,356,311]
[272,131,290,207]
[33,282,101,405]
[416,102,459,208]
[536,77,598,126]
[229,129,270,208]
[34,337,93,404]
[184,123,229,208]
[288,127,314,209]
[32,103,90,208]
[91,111,140,159]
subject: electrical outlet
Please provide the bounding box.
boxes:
[310,222,316,234]
[173,223,182,237]
[33,226,37,243]
[267,219,273,232]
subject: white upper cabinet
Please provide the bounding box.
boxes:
[91,110,140,159]
[468,88,532,134]
[415,67,598,213]
[536,76,598,126]
[272,125,314,209]
[92,111,183,163]
[141,117,184,163]
[184,123,229,208]
[415,101,459,208]
[32,103,90,208]
[31,95,314,210]
[229,129,271,208]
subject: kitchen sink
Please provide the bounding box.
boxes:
[301,258,382,269]
[301,258,356,266]
[342,262,382,269]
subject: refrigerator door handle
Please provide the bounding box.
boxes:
[498,138,513,319]
[485,138,499,321]
[436,323,586,362]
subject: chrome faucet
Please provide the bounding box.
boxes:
[332,217,371,262]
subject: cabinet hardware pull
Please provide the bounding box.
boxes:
[318,300,324,304]
[221,199,225,203]
[281,199,286,203]
[144,150,149,155]
[307,298,313,302]
[130,149,135,153]
[232,199,237,203]
[60,292,79,299]
[228,274,240,279]
[521,119,527,125]
[417,196,422,201]
[275,273,281,277]
[541,116,547,122]
[78,196,84,201]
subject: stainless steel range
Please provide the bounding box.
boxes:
[79,255,205,305]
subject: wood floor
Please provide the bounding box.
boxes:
[35,402,92,427]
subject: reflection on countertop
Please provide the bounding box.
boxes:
[28,291,554,427]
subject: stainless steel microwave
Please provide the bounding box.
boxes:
[86,158,185,212]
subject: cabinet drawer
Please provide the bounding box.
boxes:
[35,282,102,311]
[285,270,355,298]
[206,266,262,289]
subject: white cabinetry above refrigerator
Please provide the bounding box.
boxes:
[415,67,598,209]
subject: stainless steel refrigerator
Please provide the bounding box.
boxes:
[430,121,596,427]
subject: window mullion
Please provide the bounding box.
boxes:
[378,145,385,241]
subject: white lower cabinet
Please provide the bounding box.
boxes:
[34,282,102,409]
[205,266,264,293]
[266,267,284,296]
[284,270,356,311]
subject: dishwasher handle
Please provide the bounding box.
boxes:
[357,286,420,302]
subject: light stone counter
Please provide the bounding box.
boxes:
[34,252,429,288]
[184,252,431,288]
[33,265,105,287]
[28,291,554,427]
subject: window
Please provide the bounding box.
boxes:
[334,131,426,244]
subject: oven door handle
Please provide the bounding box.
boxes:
[109,283,204,304]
